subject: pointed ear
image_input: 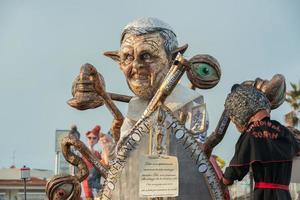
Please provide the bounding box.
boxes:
[171,44,188,60]
[103,51,120,63]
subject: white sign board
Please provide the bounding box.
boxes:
[291,156,300,183]
[21,167,30,179]
[139,155,178,198]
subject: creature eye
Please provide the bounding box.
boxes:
[140,53,151,61]
[187,55,221,89]
[125,54,134,61]
[123,54,134,64]
[193,63,217,80]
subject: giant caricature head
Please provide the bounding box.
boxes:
[104,17,187,100]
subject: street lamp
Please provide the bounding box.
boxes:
[20,166,30,200]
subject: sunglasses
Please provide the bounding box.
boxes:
[88,137,98,140]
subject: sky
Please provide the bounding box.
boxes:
[0,0,299,170]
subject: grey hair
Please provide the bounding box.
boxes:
[121,17,178,55]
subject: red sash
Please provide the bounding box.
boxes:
[255,182,289,191]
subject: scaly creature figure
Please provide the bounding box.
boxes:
[222,84,300,200]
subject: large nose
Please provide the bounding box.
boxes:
[132,59,143,69]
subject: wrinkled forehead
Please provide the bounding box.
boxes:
[121,32,165,51]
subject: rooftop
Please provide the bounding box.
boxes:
[0,167,53,189]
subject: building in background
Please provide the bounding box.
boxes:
[55,129,72,175]
[55,129,80,176]
[0,166,53,200]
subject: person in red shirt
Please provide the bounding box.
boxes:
[82,125,103,200]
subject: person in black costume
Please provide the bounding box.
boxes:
[222,84,300,200]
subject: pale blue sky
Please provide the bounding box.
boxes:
[0,0,299,170]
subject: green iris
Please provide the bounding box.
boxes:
[195,63,212,77]
[192,62,218,81]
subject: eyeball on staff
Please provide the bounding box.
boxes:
[187,54,221,89]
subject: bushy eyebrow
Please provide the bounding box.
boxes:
[120,46,132,54]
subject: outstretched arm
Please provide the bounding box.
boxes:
[222,165,249,185]
[203,110,230,157]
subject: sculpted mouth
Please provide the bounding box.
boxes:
[132,73,150,81]
[130,76,150,88]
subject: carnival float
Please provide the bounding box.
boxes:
[45,18,290,200]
